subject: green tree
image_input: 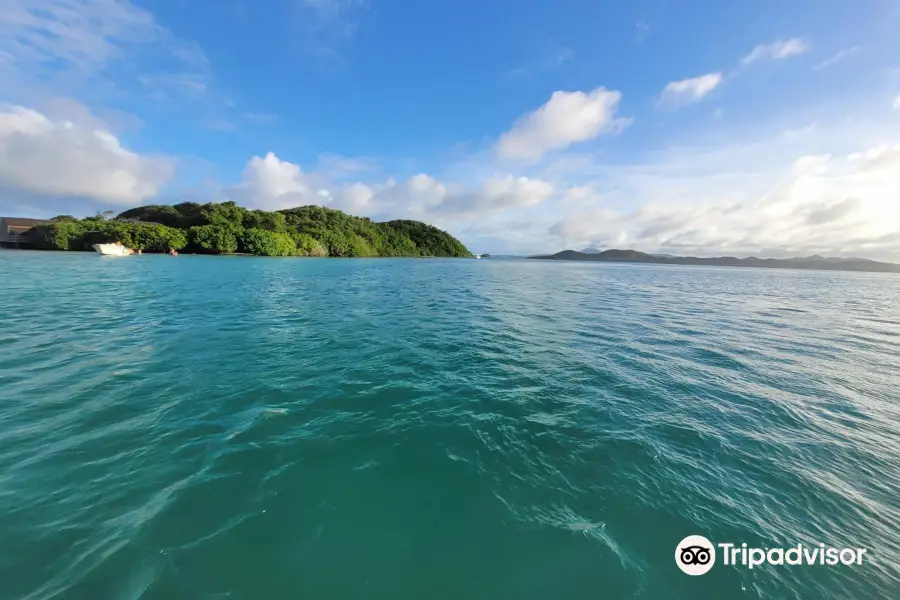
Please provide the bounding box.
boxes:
[244,210,287,233]
[117,205,180,227]
[132,224,188,251]
[382,220,471,257]
[171,203,206,228]
[32,222,88,250]
[201,201,247,230]
[292,233,328,257]
[319,230,353,257]
[239,228,298,256]
[349,234,375,257]
[97,221,137,248]
[117,203,206,228]
[189,225,239,254]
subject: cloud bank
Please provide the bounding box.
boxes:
[216,131,900,261]
[0,104,172,205]
[544,144,900,259]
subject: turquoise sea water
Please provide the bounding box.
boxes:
[1,250,899,600]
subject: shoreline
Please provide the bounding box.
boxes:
[0,247,469,259]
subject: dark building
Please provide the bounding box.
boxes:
[0,217,54,248]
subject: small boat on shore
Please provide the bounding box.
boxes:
[92,243,131,256]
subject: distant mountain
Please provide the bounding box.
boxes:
[526,249,900,274]
[580,247,603,254]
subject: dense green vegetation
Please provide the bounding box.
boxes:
[30,202,471,258]
[32,217,188,252]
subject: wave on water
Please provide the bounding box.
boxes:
[1,252,899,599]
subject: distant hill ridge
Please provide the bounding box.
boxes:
[527,249,900,274]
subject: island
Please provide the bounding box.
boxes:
[8,202,472,258]
[527,249,900,274]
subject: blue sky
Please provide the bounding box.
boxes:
[1,0,900,257]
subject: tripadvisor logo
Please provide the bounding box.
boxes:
[675,535,868,575]
[676,535,716,576]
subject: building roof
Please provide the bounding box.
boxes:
[1,217,55,228]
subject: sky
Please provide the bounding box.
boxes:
[1,0,900,258]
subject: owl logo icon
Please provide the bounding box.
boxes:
[676,535,716,575]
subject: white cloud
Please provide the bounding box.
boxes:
[137,73,210,104]
[0,0,211,94]
[0,0,242,130]
[330,181,375,213]
[242,153,310,198]
[814,47,859,70]
[230,155,449,217]
[202,101,900,260]
[407,173,447,203]
[353,174,448,218]
[544,142,900,260]
[329,173,555,224]
[893,93,900,110]
[219,109,900,259]
[229,155,439,217]
[316,154,376,180]
[229,151,557,234]
[1,0,161,72]
[496,88,630,160]
[741,38,810,65]
[0,104,172,204]
[658,73,723,107]
[229,152,327,210]
[480,176,554,209]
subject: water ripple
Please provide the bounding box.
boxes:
[1,252,899,599]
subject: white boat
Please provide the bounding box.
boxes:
[92,243,132,256]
